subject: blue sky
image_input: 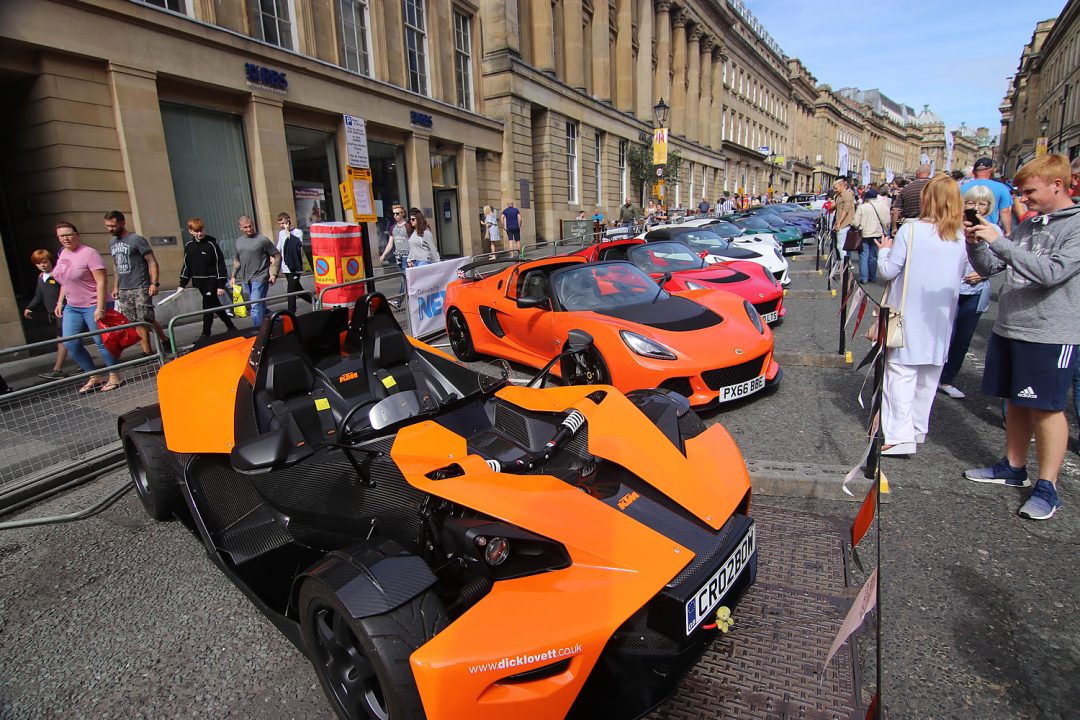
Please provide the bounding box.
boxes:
[745,0,1066,136]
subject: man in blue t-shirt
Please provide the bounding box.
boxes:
[501,201,523,258]
[963,157,1014,235]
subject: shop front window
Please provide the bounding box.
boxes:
[368,140,409,250]
[285,125,340,252]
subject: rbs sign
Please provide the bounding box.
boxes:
[245,63,288,91]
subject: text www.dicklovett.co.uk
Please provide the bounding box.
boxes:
[467,644,583,674]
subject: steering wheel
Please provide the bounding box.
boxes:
[337,399,379,440]
[563,292,591,309]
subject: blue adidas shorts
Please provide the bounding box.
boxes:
[982,332,1077,411]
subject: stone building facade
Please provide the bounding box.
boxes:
[999,1,1079,176]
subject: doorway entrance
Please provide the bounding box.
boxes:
[434,189,461,257]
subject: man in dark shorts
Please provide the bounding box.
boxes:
[501,200,522,259]
[963,154,1080,521]
[105,210,162,355]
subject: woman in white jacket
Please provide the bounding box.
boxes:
[854,189,892,283]
[877,175,968,455]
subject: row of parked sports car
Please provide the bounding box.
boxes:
[442,208,826,408]
[111,208,820,720]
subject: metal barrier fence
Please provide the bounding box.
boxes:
[0,321,166,512]
[0,227,607,513]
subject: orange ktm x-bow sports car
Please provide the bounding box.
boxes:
[118,295,758,720]
[570,238,786,324]
[444,257,781,407]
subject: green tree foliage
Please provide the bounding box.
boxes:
[626,144,683,202]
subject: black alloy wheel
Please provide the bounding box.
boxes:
[446,308,478,361]
[565,346,610,386]
[120,420,180,521]
[300,579,446,720]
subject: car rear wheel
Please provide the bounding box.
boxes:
[121,420,180,521]
[564,346,610,386]
[300,578,447,720]
[446,308,478,361]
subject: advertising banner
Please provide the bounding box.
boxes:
[838,143,849,177]
[406,256,471,337]
[860,160,871,187]
[944,130,954,173]
[652,127,669,165]
[347,167,377,222]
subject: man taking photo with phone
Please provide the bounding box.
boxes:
[963,155,1080,521]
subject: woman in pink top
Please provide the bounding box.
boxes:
[51,222,122,393]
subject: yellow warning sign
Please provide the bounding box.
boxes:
[313,255,339,285]
[341,254,365,283]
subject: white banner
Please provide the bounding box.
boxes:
[919,153,930,166]
[945,131,955,173]
[885,168,895,184]
[860,160,871,187]
[406,256,471,337]
[838,143,850,177]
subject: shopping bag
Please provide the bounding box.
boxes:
[97,309,141,357]
[231,284,248,318]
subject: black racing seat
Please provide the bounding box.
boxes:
[254,316,337,460]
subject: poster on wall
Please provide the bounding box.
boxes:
[343,114,370,169]
[294,185,326,232]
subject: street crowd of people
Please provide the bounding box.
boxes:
[828,154,1080,522]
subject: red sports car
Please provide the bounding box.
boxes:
[444,256,781,407]
[571,239,785,324]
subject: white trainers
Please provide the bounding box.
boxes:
[938,384,966,399]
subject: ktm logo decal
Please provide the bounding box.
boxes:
[339,371,359,383]
[617,491,640,510]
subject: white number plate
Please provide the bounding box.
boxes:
[760,310,778,324]
[719,374,766,401]
[685,524,756,635]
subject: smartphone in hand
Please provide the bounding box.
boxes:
[964,208,980,225]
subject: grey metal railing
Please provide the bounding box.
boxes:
[0,321,166,512]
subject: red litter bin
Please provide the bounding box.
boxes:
[310,222,367,307]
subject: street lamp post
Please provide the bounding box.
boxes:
[652,98,670,210]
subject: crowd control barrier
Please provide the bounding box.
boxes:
[0,321,166,513]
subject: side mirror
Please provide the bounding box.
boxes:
[516,296,550,310]
[231,428,289,473]
[567,329,594,352]
[657,271,672,286]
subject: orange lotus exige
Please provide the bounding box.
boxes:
[444,257,781,406]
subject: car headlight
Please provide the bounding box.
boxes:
[760,265,779,287]
[620,330,677,360]
[684,279,711,291]
[744,299,765,334]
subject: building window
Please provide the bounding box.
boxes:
[338,0,371,76]
[453,10,473,110]
[618,139,628,199]
[594,132,603,203]
[252,0,294,50]
[403,0,429,95]
[138,0,186,11]
[567,121,579,204]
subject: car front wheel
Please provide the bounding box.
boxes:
[300,578,447,720]
[120,420,180,521]
[564,346,610,386]
[446,307,478,361]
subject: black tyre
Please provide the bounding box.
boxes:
[121,420,180,521]
[446,308,478,361]
[564,346,610,386]
[300,578,447,720]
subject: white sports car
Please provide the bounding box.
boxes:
[641,221,791,286]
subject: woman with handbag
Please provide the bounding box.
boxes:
[876,175,968,455]
[853,189,891,283]
[50,221,124,394]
